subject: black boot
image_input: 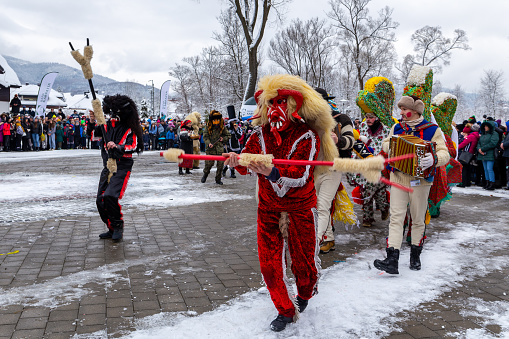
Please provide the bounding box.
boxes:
[485,181,495,191]
[296,295,308,313]
[270,314,293,332]
[230,169,236,178]
[179,167,184,175]
[216,179,223,185]
[185,168,191,174]
[111,222,123,242]
[201,172,208,183]
[410,245,422,270]
[222,166,228,177]
[374,247,399,274]
[99,229,113,239]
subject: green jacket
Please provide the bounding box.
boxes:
[203,125,230,155]
[55,126,64,143]
[477,121,499,161]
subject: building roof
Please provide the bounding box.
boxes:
[0,55,21,88]
[11,84,66,108]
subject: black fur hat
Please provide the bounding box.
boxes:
[102,94,138,119]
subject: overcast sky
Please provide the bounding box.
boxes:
[1,0,508,94]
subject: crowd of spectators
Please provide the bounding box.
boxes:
[0,107,255,154]
[456,115,509,191]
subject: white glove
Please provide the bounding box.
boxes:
[420,153,434,170]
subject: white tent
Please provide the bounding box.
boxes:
[65,93,105,112]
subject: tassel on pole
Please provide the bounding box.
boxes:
[160,149,415,192]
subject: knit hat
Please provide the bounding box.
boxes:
[470,124,480,132]
[462,126,471,134]
[397,96,424,115]
[468,115,476,123]
[314,88,335,100]
[180,119,191,128]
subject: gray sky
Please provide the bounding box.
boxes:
[1,0,508,94]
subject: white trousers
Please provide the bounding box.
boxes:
[387,184,431,249]
[315,170,342,242]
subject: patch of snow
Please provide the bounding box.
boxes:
[118,222,508,339]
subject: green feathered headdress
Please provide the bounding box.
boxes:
[356,76,395,128]
[403,65,433,121]
[431,93,458,136]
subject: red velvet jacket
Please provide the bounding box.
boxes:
[237,123,320,212]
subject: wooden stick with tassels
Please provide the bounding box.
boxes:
[69,38,116,182]
[160,149,415,192]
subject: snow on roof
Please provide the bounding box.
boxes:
[65,93,105,110]
[11,84,66,107]
[0,54,21,88]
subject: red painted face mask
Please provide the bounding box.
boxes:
[267,94,292,145]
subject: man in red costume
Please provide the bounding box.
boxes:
[225,74,336,332]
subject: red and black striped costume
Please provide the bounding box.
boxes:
[94,119,138,230]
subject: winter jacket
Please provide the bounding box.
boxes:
[203,125,230,155]
[502,132,509,158]
[476,122,499,161]
[55,125,64,143]
[2,122,11,136]
[31,122,42,135]
[458,131,479,154]
[148,124,157,134]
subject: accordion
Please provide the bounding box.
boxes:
[389,134,436,178]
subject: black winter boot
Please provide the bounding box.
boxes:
[179,167,184,175]
[270,314,293,332]
[374,247,399,274]
[185,168,192,174]
[222,166,228,177]
[215,179,223,185]
[410,245,422,270]
[201,172,208,183]
[111,222,124,242]
[230,168,236,178]
[99,229,113,239]
[296,295,308,313]
[485,181,495,191]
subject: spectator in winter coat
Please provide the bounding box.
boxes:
[31,118,42,151]
[457,124,480,187]
[10,94,21,114]
[500,121,509,190]
[166,128,175,149]
[477,121,500,190]
[73,119,81,149]
[56,123,64,149]
[47,119,56,150]
[222,120,243,178]
[148,122,157,150]
[2,118,11,151]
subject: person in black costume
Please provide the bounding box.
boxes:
[89,95,143,242]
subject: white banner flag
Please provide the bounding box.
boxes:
[159,80,171,118]
[35,72,58,117]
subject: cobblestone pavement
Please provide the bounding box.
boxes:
[0,151,508,338]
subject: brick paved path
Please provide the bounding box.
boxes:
[0,151,508,338]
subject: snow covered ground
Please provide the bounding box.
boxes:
[0,150,251,224]
[2,150,509,338]
[114,219,509,339]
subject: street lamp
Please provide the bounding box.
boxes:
[148,80,154,118]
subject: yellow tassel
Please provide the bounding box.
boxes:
[332,186,357,226]
[425,209,431,225]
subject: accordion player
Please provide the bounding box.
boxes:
[388,134,437,178]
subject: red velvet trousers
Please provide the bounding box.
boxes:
[257,207,319,318]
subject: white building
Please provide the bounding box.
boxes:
[0,55,22,113]
[11,84,67,110]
